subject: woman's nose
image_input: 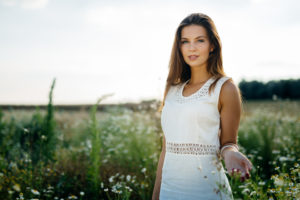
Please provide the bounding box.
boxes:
[188,42,197,50]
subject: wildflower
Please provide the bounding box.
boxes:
[141,168,147,173]
[80,191,84,196]
[291,186,297,192]
[268,188,276,193]
[31,189,40,195]
[274,166,280,170]
[68,195,78,199]
[274,178,284,186]
[47,185,54,190]
[272,150,280,154]
[241,188,250,194]
[101,182,104,188]
[294,163,299,168]
[41,135,47,140]
[109,176,114,183]
[13,184,21,192]
[250,191,256,196]
[117,190,122,194]
[19,193,24,200]
[104,188,109,192]
[279,156,288,162]
[141,181,145,189]
[125,186,132,192]
[257,156,263,160]
[126,175,131,182]
[258,181,265,186]
[285,190,292,194]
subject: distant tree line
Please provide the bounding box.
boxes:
[238,78,300,100]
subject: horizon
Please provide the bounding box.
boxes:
[1,0,299,105]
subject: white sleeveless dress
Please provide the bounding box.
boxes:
[159,76,234,200]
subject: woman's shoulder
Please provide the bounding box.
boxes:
[165,83,182,100]
[219,77,240,101]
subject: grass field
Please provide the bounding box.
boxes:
[0,97,299,200]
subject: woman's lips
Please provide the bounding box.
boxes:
[188,55,199,61]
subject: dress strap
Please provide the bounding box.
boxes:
[214,76,232,107]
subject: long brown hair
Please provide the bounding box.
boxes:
[158,13,231,112]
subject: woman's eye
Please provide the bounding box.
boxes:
[181,41,188,44]
[198,40,204,42]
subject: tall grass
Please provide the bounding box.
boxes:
[42,78,57,165]
[0,81,299,199]
[87,94,113,199]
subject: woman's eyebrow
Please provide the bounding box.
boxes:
[181,36,207,40]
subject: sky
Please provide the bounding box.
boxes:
[0,0,299,105]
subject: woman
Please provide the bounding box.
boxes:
[152,13,253,200]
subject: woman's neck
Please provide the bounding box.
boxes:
[189,66,211,85]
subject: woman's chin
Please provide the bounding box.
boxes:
[188,63,205,68]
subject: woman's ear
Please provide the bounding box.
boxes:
[210,45,214,53]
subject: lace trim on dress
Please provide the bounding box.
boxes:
[175,77,215,104]
[166,142,218,155]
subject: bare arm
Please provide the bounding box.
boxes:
[152,135,166,200]
[218,79,252,179]
[218,79,240,147]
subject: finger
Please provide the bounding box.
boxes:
[246,172,250,179]
[241,159,250,174]
[245,158,253,170]
[249,161,253,171]
[242,164,250,179]
[246,161,252,171]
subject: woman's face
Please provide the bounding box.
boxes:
[180,24,214,69]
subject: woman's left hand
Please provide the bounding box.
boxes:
[222,148,253,182]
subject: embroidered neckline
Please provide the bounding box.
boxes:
[175,77,215,103]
